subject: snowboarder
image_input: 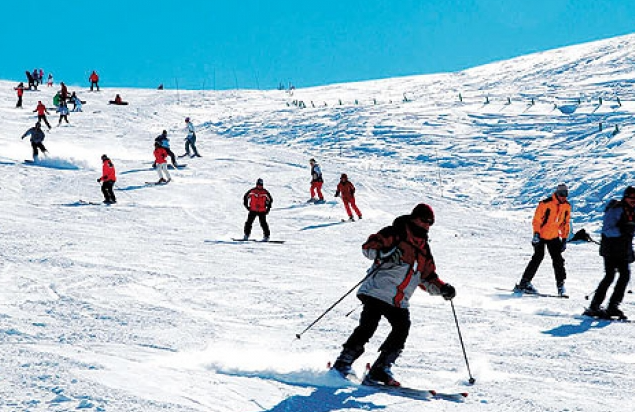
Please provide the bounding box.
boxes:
[153,141,171,183]
[97,154,117,204]
[309,158,324,203]
[57,100,70,125]
[89,70,100,91]
[70,92,82,112]
[181,117,201,158]
[109,94,128,105]
[585,186,635,319]
[242,178,273,241]
[335,173,362,221]
[331,204,456,386]
[33,101,52,130]
[15,82,24,108]
[47,73,53,87]
[514,183,571,296]
[154,130,178,168]
[21,122,47,161]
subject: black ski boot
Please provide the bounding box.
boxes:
[332,346,364,378]
[604,304,627,320]
[583,304,604,318]
[364,350,402,387]
[514,280,538,294]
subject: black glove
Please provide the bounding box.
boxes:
[531,233,541,246]
[97,178,101,183]
[440,283,456,300]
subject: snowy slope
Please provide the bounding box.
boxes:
[1,33,635,412]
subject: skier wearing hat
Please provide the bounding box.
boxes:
[97,155,117,204]
[242,178,273,241]
[308,158,324,203]
[181,117,201,158]
[515,183,571,296]
[331,203,456,386]
[335,173,362,221]
[21,122,48,161]
[585,186,635,320]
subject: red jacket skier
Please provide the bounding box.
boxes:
[242,178,273,241]
[89,71,100,91]
[97,154,117,204]
[335,173,362,221]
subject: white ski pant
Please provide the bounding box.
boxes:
[156,163,171,180]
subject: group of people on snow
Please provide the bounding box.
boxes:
[511,183,634,322]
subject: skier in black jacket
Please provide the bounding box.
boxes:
[586,186,635,319]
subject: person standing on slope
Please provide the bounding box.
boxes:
[309,158,324,203]
[153,141,171,184]
[21,122,48,161]
[514,183,571,297]
[57,100,70,125]
[15,82,24,108]
[335,173,362,221]
[89,70,100,91]
[331,204,456,386]
[33,101,52,130]
[97,155,117,204]
[181,117,201,158]
[242,178,273,241]
[585,186,635,320]
[154,130,179,168]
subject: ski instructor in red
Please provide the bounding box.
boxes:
[332,203,456,386]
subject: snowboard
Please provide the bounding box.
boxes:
[231,238,285,244]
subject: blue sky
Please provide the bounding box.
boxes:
[1,0,633,90]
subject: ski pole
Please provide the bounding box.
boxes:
[295,264,382,340]
[584,289,596,301]
[450,300,476,385]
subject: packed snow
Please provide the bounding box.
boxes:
[1,33,635,411]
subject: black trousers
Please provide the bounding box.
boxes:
[16,96,22,108]
[101,181,116,202]
[31,142,47,157]
[37,115,51,129]
[244,211,270,238]
[591,256,631,308]
[343,295,411,354]
[522,238,566,285]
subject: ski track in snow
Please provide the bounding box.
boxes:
[1,34,635,411]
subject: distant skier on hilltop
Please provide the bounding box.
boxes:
[89,70,100,91]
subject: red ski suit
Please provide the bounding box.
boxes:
[335,179,362,218]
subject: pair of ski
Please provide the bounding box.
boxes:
[496,287,569,299]
[330,364,467,402]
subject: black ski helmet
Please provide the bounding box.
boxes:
[101,154,109,161]
[256,178,264,186]
[411,203,435,224]
[623,186,635,199]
